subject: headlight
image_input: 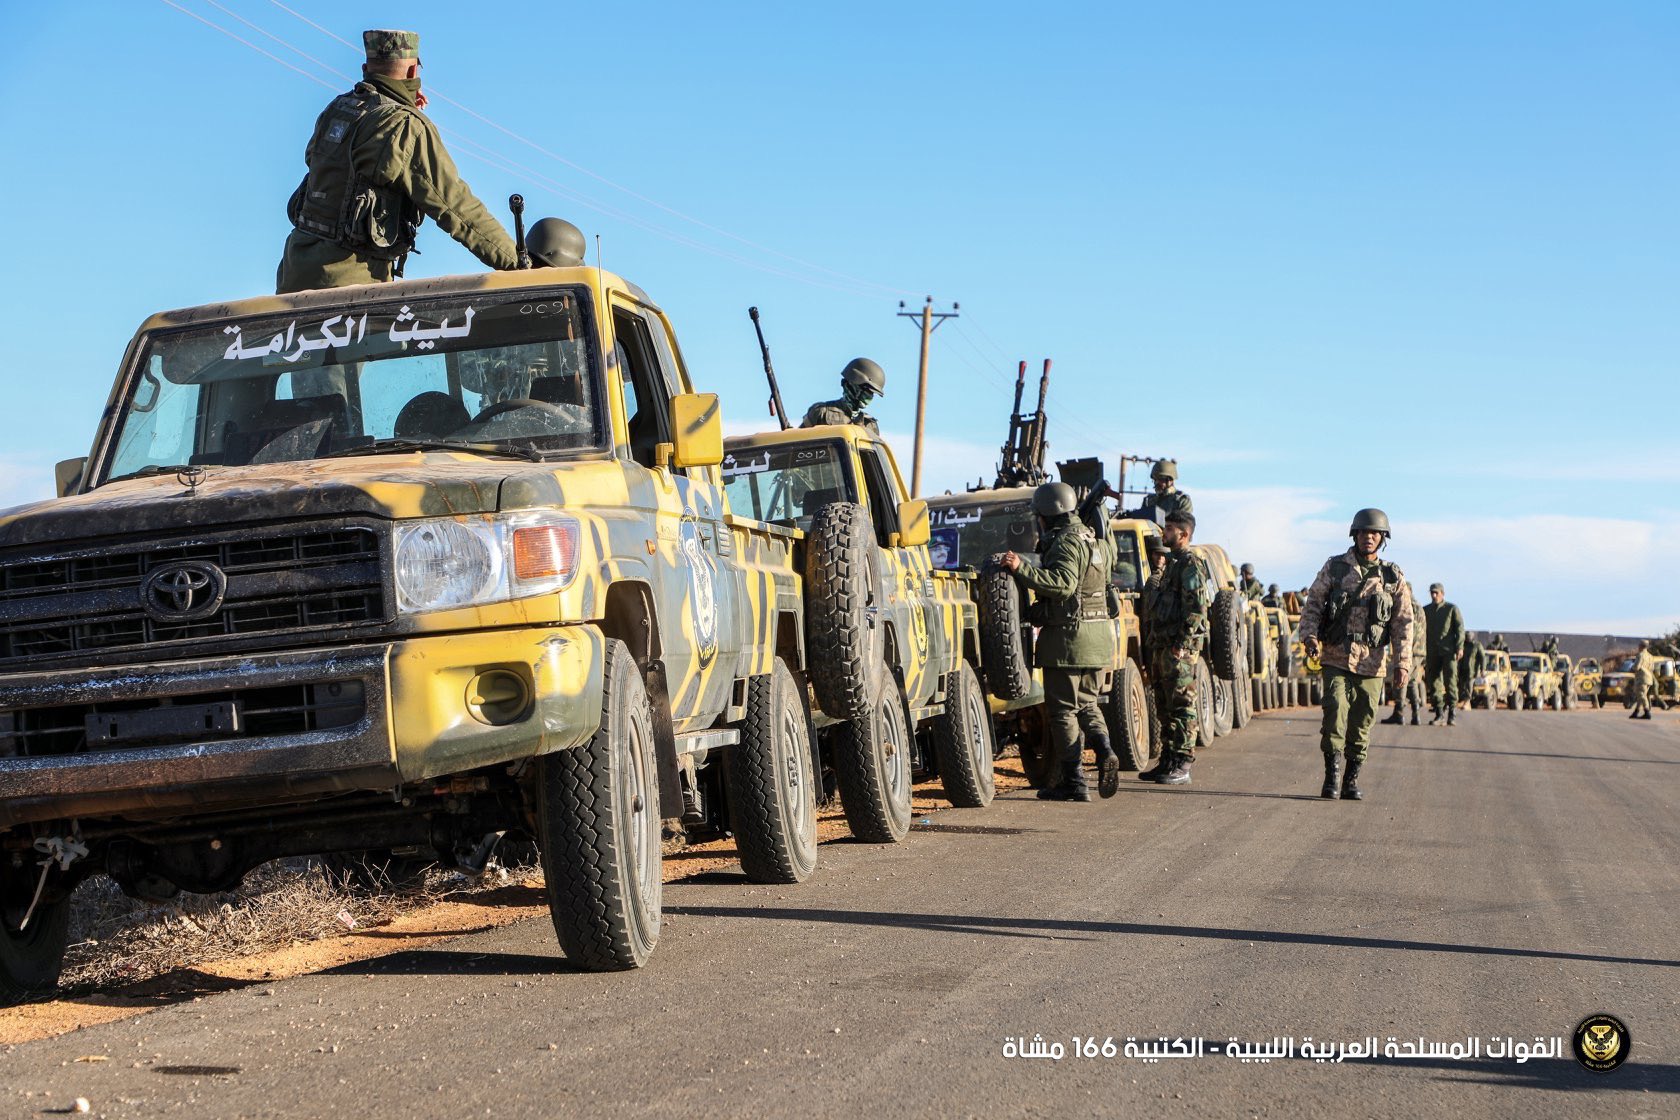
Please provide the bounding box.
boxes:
[395,513,580,614]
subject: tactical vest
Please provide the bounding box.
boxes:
[1035,524,1114,626]
[287,85,421,261]
[1321,556,1402,649]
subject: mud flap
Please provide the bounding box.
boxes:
[642,660,684,817]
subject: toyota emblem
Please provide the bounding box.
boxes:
[141,561,227,621]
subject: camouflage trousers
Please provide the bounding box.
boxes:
[1044,668,1110,782]
[1320,664,1383,763]
[1149,645,1199,763]
[1632,673,1654,717]
[1424,652,1458,712]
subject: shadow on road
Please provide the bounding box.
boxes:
[325,948,575,977]
[665,903,1680,969]
[1373,1055,1678,1094]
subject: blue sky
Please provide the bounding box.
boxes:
[0,1,1675,633]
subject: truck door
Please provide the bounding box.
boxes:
[858,443,940,709]
[609,300,741,729]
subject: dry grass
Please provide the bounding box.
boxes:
[58,849,541,994]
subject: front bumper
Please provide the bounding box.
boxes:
[0,624,604,829]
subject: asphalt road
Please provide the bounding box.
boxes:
[5,705,1676,1119]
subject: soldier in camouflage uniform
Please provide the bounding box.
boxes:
[1139,509,1211,785]
[1299,509,1414,801]
[1382,597,1428,725]
[801,358,885,435]
[1239,563,1264,601]
[277,30,518,294]
[1540,634,1559,658]
[1631,640,1656,719]
[1422,583,1465,725]
[1458,634,1485,711]
[1128,460,1193,525]
[999,483,1121,800]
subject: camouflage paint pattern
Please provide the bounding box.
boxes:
[1297,548,1415,678]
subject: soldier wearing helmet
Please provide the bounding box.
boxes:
[1487,633,1508,652]
[1421,583,1465,724]
[1262,583,1282,608]
[1126,459,1193,525]
[277,29,518,292]
[1297,508,1415,801]
[1239,562,1264,602]
[1139,509,1211,785]
[802,358,886,435]
[998,482,1121,800]
[526,217,587,268]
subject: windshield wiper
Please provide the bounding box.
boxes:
[319,438,547,463]
[104,463,195,485]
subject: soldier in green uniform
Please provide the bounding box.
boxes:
[999,483,1121,800]
[1262,583,1282,608]
[1422,583,1465,725]
[1487,633,1508,653]
[1128,460,1192,525]
[801,358,886,435]
[1299,509,1414,801]
[1239,563,1264,601]
[276,30,519,294]
[1458,634,1486,711]
[1539,634,1559,658]
[1139,510,1211,785]
[1382,597,1428,725]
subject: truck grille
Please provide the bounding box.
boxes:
[0,680,366,759]
[0,523,389,666]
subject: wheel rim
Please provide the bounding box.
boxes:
[963,673,994,797]
[1127,671,1151,762]
[881,691,911,808]
[619,714,661,919]
[779,701,815,844]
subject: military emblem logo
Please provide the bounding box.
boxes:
[1571,1014,1629,1073]
[679,516,719,668]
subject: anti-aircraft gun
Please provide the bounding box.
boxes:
[992,360,1052,489]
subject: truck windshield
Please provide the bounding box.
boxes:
[103,289,603,482]
[927,499,1036,571]
[722,440,851,528]
[1509,655,1543,671]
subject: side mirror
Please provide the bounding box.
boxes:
[55,457,86,498]
[896,499,930,548]
[667,393,723,469]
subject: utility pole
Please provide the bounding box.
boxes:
[897,296,959,496]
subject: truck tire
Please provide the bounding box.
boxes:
[977,559,1033,702]
[933,662,996,808]
[1211,676,1235,737]
[1508,689,1521,711]
[1209,590,1244,681]
[1195,657,1216,748]
[1232,667,1253,729]
[1106,659,1156,772]
[1248,617,1269,676]
[1522,671,1540,709]
[0,875,69,1006]
[833,662,914,842]
[1015,707,1058,789]
[803,502,883,721]
[534,639,662,971]
[725,659,819,884]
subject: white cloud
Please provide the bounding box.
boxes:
[0,457,57,511]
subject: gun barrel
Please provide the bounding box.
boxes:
[509,194,530,270]
[748,306,790,430]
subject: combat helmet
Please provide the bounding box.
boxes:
[527,218,587,268]
[1349,508,1391,538]
[1150,459,1178,481]
[1031,481,1077,518]
[841,358,886,396]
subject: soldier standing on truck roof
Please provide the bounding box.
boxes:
[1127,460,1193,525]
[1239,563,1264,601]
[1299,509,1414,801]
[1487,633,1508,652]
[1540,634,1559,658]
[1139,510,1211,786]
[801,359,885,435]
[1631,640,1656,720]
[1382,597,1428,726]
[1422,583,1465,726]
[1458,633,1486,711]
[998,482,1122,801]
[276,30,519,294]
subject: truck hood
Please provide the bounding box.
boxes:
[0,457,541,549]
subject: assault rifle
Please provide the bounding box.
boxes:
[993,359,1052,489]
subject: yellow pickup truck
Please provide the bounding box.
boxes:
[725,426,991,840]
[1573,657,1603,707]
[0,260,814,998]
[1472,648,1518,709]
[1509,652,1562,710]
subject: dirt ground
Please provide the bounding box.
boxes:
[0,762,1034,1047]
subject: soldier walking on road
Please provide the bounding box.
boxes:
[1631,640,1657,720]
[999,483,1122,800]
[1139,510,1212,786]
[1128,460,1193,525]
[1459,634,1485,711]
[277,30,518,293]
[1422,583,1465,725]
[802,359,886,435]
[1299,509,1414,801]
[1239,563,1264,601]
[1382,597,1427,726]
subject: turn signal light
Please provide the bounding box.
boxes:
[513,523,579,582]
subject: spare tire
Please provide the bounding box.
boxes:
[977,557,1033,701]
[803,502,883,721]
[1209,590,1244,681]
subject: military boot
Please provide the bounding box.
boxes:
[1381,707,1403,725]
[1090,731,1120,799]
[1158,758,1191,786]
[1321,753,1342,799]
[1341,760,1364,800]
[1138,757,1171,782]
[1428,707,1443,726]
[1037,761,1090,802]
[1446,707,1456,726]
[1409,701,1421,726]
